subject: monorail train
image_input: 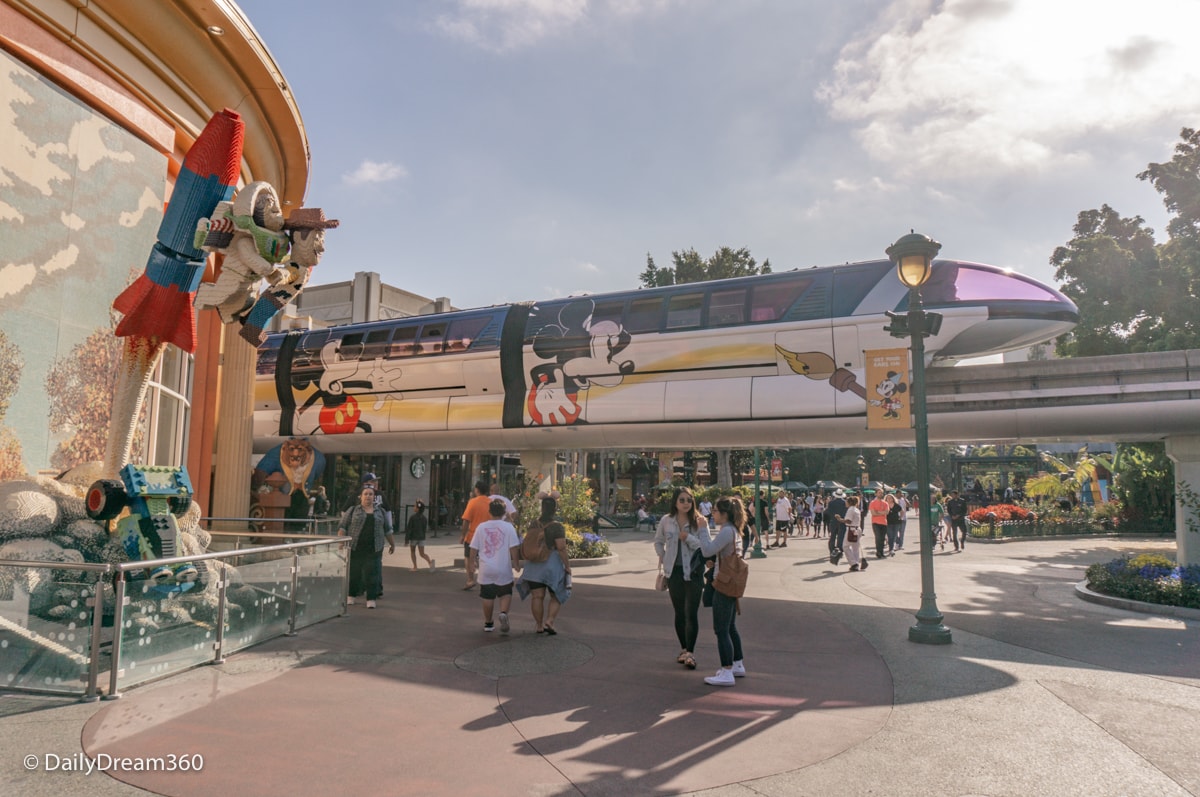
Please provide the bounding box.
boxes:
[253,259,1078,453]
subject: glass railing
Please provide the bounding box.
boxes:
[0,535,348,700]
[0,561,108,699]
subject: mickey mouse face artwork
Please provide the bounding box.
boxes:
[869,371,908,420]
[527,299,636,426]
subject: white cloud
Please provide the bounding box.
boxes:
[342,160,409,185]
[119,187,162,228]
[433,0,678,52]
[816,0,1200,178]
[0,263,36,298]
[41,244,79,275]
[577,261,600,273]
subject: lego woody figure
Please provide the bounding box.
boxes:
[238,207,340,345]
[194,181,290,323]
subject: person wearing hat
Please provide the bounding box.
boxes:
[404,500,435,572]
[824,488,848,564]
[239,206,339,345]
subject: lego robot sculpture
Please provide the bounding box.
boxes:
[86,465,198,584]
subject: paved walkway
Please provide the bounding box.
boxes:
[2,526,1197,796]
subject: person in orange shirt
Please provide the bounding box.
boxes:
[868,493,890,560]
[460,481,492,589]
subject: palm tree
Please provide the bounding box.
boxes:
[1024,447,1116,503]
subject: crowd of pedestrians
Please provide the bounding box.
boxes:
[333,469,962,692]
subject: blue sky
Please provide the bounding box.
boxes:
[234,0,1199,311]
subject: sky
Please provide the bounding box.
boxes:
[233,0,1200,312]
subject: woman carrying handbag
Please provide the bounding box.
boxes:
[653,488,706,670]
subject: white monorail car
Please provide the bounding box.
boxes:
[253,259,1078,453]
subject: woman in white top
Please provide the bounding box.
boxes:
[838,496,868,572]
[653,488,706,670]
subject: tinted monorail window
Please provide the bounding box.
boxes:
[337,332,365,360]
[666,293,703,329]
[389,326,417,358]
[950,265,1064,302]
[708,288,747,326]
[591,301,624,330]
[626,297,663,333]
[417,324,446,356]
[445,316,490,352]
[749,276,808,322]
[363,328,392,360]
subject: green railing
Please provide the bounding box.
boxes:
[0,533,349,701]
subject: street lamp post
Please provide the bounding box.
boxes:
[886,231,952,645]
[751,449,767,558]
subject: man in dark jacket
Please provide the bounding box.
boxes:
[825,489,848,564]
[946,490,969,551]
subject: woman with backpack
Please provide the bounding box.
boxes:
[516,490,571,635]
[696,495,748,687]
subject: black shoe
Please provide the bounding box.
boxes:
[861,559,869,570]
[849,564,859,571]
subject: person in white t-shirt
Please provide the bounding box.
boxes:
[773,494,793,548]
[469,499,521,633]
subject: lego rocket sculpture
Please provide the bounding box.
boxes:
[113,108,244,352]
[105,109,244,475]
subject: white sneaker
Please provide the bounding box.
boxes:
[498,612,509,633]
[429,560,437,571]
[346,596,355,605]
[704,668,735,686]
[366,600,377,609]
[731,660,746,677]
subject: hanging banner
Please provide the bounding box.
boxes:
[865,348,912,430]
[770,458,783,481]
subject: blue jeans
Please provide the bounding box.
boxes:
[711,591,743,668]
[886,523,901,553]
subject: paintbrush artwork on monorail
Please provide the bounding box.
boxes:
[253,259,1078,453]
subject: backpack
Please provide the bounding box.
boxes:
[522,520,551,563]
[712,550,749,599]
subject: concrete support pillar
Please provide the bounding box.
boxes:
[1164,434,1200,566]
[210,328,256,530]
[520,450,558,494]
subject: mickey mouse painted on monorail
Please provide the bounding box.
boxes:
[527,299,635,426]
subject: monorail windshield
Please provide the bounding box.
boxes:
[922,262,1069,306]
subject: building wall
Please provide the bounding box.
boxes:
[0,0,308,513]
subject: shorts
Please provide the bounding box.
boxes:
[776,520,790,532]
[463,542,472,559]
[479,582,513,600]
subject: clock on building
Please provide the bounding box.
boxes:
[409,457,427,478]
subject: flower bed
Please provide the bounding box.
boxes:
[1086,554,1200,610]
[565,526,612,559]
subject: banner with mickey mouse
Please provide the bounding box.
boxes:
[865,348,912,430]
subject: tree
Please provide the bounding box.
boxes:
[1053,128,1200,356]
[640,246,771,288]
[44,323,123,469]
[0,331,25,480]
